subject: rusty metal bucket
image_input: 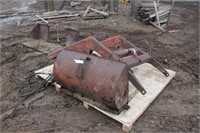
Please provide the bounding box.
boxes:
[27,23,50,41]
[50,36,169,95]
[53,50,129,113]
[50,35,169,113]
[101,35,169,77]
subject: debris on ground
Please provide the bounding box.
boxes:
[0,0,199,132]
[82,6,109,20]
[138,1,174,31]
[24,7,109,23]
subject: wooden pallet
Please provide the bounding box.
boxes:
[35,63,175,132]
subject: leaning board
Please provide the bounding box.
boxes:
[35,63,175,132]
[22,38,62,54]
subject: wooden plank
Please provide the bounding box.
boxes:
[35,15,49,24]
[149,21,166,32]
[149,5,171,18]
[35,63,175,132]
[83,64,175,132]
[153,1,160,26]
[39,14,80,20]
[82,6,91,18]
[90,8,109,16]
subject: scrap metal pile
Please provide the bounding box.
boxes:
[49,35,169,114]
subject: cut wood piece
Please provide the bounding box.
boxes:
[36,17,77,23]
[149,21,166,32]
[158,10,170,17]
[90,8,109,16]
[41,10,78,17]
[83,101,90,110]
[143,5,168,15]
[0,11,35,18]
[168,30,180,33]
[82,9,107,20]
[149,6,171,18]
[122,124,133,132]
[82,14,105,20]
[34,14,80,21]
[22,38,62,54]
[35,63,175,132]
[82,6,91,18]
[36,15,49,24]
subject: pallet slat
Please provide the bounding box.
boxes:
[35,63,175,132]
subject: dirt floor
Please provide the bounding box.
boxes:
[0,1,199,132]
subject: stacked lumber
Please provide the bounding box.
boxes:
[31,10,82,22]
[138,2,171,27]
[28,7,109,23]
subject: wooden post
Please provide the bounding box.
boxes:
[46,0,54,12]
[131,0,140,18]
[59,0,67,10]
[114,0,119,12]
[153,0,160,26]
[122,124,133,132]
[109,0,115,12]
[99,0,105,7]
[108,0,118,12]
[166,0,175,26]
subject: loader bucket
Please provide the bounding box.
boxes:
[53,50,129,113]
[101,35,169,77]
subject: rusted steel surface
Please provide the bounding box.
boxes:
[27,23,50,41]
[101,35,169,77]
[53,50,129,113]
[49,36,119,60]
[50,35,169,95]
